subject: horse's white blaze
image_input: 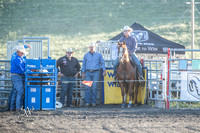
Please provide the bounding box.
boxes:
[119,47,123,57]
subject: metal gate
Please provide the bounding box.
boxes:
[7,37,50,60]
[143,59,166,108]
[167,49,200,109]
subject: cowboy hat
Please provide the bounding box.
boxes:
[13,45,28,55]
[66,48,74,53]
[89,42,96,47]
[123,26,133,32]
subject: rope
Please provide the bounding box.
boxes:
[61,79,152,83]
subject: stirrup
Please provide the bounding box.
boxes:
[139,75,144,82]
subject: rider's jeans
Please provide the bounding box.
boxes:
[113,59,119,76]
[113,53,143,76]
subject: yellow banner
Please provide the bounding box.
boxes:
[103,69,147,104]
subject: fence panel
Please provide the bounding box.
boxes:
[167,49,200,109]
[0,60,12,110]
[143,59,166,108]
[7,37,50,60]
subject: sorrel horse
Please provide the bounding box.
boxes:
[116,41,139,108]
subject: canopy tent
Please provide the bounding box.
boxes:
[109,22,185,55]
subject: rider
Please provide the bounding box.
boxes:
[113,26,144,82]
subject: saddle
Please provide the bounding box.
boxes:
[128,57,144,81]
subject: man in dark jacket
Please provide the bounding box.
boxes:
[57,48,80,107]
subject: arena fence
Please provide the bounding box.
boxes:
[167,48,200,109]
[2,39,199,110]
[1,54,198,109]
[0,60,11,110]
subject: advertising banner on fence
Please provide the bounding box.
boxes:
[180,72,200,101]
[103,68,147,104]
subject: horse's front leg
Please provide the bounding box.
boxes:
[119,82,125,108]
[128,82,134,108]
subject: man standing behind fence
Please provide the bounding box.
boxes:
[10,45,28,111]
[82,42,106,107]
[57,48,80,107]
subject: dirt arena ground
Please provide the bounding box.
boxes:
[0,104,200,133]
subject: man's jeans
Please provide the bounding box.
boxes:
[113,53,143,76]
[60,76,75,107]
[10,75,24,110]
[85,71,100,104]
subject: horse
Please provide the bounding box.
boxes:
[116,41,140,108]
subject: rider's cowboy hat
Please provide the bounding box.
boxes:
[123,26,133,32]
[13,45,28,55]
[66,48,74,53]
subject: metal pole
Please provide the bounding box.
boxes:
[191,0,195,59]
[167,48,170,109]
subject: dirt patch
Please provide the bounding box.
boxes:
[0,104,200,133]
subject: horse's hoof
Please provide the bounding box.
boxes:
[127,104,132,108]
[121,104,126,108]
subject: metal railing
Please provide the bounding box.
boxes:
[167,49,200,109]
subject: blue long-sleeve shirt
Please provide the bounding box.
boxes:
[119,36,137,54]
[82,51,106,72]
[10,55,25,75]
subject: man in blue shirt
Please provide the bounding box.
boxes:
[82,42,106,107]
[10,45,27,111]
[113,26,144,82]
[7,44,31,111]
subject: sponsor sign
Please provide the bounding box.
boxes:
[181,72,200,101]
[103,69,147,104]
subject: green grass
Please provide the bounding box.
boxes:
[170,101,200,108]
[0,0,200,60]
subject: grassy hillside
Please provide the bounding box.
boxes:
[0,0,200,60]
